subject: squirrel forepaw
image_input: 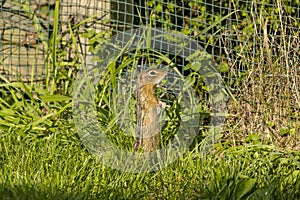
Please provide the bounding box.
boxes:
[159,101,167,110]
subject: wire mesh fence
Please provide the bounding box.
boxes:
[0,0,299,148]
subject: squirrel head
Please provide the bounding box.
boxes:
[137,69,167,87]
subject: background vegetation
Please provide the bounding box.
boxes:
[0,0,299,199]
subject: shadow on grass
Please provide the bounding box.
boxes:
[0,184,102,200]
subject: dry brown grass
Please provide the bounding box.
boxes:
[222,7,300,150]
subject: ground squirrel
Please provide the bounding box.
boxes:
[134,69,167,152]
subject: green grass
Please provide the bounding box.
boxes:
[1,1,299,199]
[0,75,299,199]
[1,125,299,199]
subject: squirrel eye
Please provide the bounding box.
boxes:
[149,70,157,76]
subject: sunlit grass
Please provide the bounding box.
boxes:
[0,1,299,199]
[1,127,299,199]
